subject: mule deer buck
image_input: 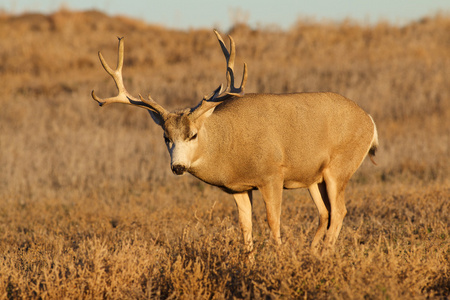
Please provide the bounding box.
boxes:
[91,30,378,254]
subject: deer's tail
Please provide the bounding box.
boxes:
[368,115,379,165]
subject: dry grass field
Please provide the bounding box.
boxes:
[0,9,449,299]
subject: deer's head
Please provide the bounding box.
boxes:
[91,30,247,175]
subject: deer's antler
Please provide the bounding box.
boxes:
[192,30,248,118]
[214,30,248,97]
[91,37,168,118]
[202,30,248,101]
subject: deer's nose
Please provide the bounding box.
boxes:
[171,164,187,175]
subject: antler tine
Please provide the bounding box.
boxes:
[213,30,234,92]
[100,36,124,92]
[91,37,168,117]
[240,62,248,92]
[214,30,231,65]
[228,61,248,97]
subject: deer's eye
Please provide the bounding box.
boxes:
[189,133,198,141]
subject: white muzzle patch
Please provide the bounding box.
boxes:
[169,141,192,175]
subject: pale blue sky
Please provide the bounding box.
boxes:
[2,0,449,30]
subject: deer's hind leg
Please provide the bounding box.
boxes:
[308,181,331,253]
[322,168,348,251]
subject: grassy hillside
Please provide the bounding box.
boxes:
[0,9,448,299]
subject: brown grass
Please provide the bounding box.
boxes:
[0,9,449,299]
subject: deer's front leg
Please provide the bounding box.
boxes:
[259,181,283,245]
[233,191,253,252]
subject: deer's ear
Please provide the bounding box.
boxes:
[148,110,165,127]
[200,105,217,119]
[189,99,221,127]
[189,107,213,130]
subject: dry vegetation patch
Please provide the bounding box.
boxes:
[0,9,448,299]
